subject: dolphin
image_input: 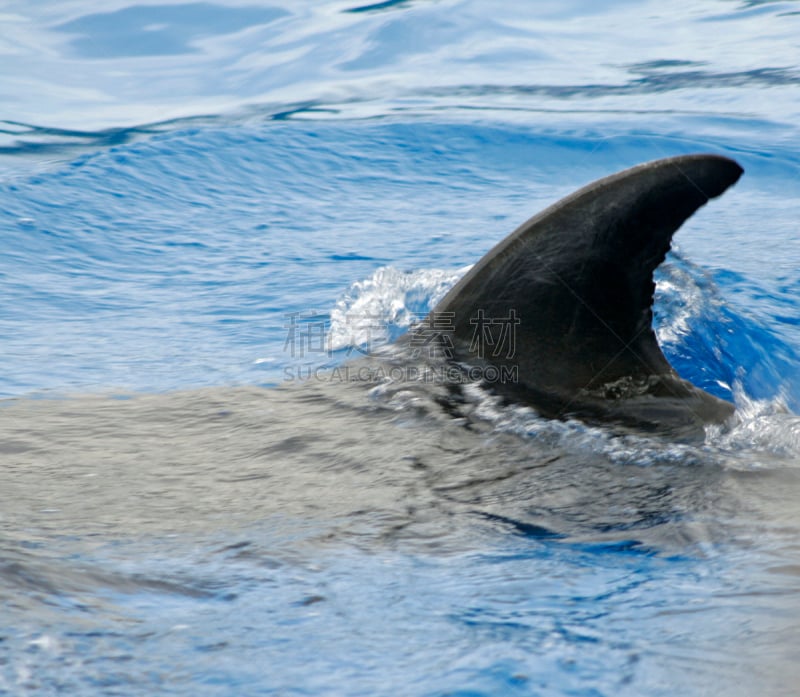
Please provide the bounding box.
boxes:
[412,153,743,437]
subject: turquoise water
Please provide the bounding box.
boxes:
[2,1,800,695]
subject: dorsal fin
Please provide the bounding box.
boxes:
[430,153,743,429]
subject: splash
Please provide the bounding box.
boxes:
[328,265,469,351]
[705,383,800,462]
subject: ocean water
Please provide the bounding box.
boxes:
[2,1,800,695]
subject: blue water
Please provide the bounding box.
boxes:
[2,1,800,695]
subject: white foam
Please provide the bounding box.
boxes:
[654,257,716,348]
[705,384,800,462]
[328,265,470,351]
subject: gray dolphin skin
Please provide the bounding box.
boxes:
[421,154,744,437]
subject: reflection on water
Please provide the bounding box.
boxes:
[53,3,289,58]
[2,0,799,136]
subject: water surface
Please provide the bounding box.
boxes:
[2,1,800,695]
